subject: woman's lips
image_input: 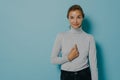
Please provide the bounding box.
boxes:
[73,24,79,26]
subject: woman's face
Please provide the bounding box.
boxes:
[68,10,83,29]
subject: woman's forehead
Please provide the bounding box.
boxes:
[69,10,82,16]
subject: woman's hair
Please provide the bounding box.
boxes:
[67,4,84,19]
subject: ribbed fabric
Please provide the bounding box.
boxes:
[51,27,98,80]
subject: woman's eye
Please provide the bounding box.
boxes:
[70,16,74,19]
[78,16,82,19]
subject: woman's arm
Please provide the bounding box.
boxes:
[51,33,69,64]
[88,35,98,80]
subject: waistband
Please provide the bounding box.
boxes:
[61,67,90,74]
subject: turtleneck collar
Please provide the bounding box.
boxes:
[69,26,83,34]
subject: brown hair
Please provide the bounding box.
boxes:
[67,4,84,19]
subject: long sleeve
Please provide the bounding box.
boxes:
[89,36,98,80]
[51,33,69,64]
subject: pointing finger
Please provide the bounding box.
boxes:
[74,44,78,50]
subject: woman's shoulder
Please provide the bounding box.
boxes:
[56,32,64,36]
[82,31,94,39]
[57,31,68,36]
[56,31,68,39]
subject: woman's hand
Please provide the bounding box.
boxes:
[68,44,79,61]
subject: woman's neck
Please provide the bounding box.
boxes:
[70,26,83,34]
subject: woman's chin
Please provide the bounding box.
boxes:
[72,26,80,29]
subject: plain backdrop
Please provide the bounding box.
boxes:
[0,0,120,80]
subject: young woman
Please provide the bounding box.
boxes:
[51,4,98,80]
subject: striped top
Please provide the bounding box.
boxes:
[51,27,98,80]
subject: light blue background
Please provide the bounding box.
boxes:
[0,0,120,80]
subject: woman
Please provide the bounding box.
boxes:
[51,4,98,80]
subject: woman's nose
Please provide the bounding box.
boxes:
[74,18,77,23]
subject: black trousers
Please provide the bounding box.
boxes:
[60,67,91,80]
